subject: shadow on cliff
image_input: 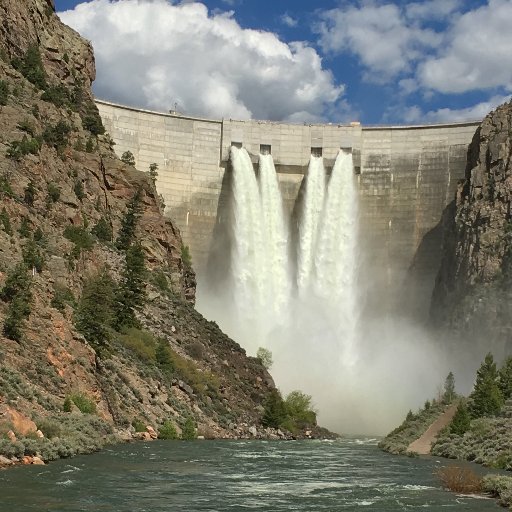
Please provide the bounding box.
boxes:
[202,160,234,291]
[398,201,456,324]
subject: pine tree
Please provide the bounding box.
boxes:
[22,238,44,272]
[1,263,32,341]
[450,401,471,436]
[74,269,115,351]
[469,353,504,418]
[116,188,143,250]
[121,150,135,166]
[443,371,456,403]
[498,356,512,401]
[112,244,146,330]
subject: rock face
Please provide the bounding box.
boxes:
[431,101,512,353]
[0,0,283,460]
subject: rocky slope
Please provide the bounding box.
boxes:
[431,101,512,354]
[0,0,322,466]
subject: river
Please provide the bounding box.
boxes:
[0,438,500,511]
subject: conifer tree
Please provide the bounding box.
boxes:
[443,371,456,403]
[116,188,143,250]
[469,353,504,418]
[74,269,115,351]
[0,263,32,341]
[450,401,471,435]
[498,356,512,401]
[112,244,146,330]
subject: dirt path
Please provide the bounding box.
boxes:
[407,404,458,455]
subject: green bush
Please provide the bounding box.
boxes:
[7,135,41,160]
[181,417,197,440]
[262,389,287,428]
[132,418,146,433]
[74,180,85,201]
[67,392,96,414]
[85,136,95,153]
[159,420,179,440]
[12,45,47,90]
[24,180,37,205]
[117,328,157,363]
[46,182,61,203]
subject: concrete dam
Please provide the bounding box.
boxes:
[96,99,480,319]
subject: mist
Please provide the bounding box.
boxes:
[196,147,490,436]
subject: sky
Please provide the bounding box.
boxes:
[55,0,512,124]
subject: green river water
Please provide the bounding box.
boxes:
[0,438,501,511]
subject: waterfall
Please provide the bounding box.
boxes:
[229,146,290,347]
[296,156,326,294]
[258,153,290,318]
[313,150,359,364]
[230,146,266,321]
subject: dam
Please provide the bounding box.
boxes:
[95,99,480,318]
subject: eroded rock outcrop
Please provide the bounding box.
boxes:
[431,101,512,352]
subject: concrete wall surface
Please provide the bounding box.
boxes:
[96,100,480,317]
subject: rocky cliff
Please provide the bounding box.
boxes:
[431,101,512,354]
[0,0,302,465]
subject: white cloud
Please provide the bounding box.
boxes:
[316,3,441,80]
[405,0,461,21]
[401,94,511,124]
[281,13,298,28]
[418,0,512,93]
[59,0,344,121]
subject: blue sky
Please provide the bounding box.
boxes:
[55,0,512,124]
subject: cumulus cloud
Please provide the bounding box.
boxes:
[418,0,512,93]
[401,94,511,124]
[59,0,344,121]
[315,3,441,80]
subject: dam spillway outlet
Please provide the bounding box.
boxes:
[260,144,271,155]
[311,147,323,157]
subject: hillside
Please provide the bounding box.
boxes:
[0,0,323,466]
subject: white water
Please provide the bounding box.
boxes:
[258,153,290,320]
[230,146,266,324]
[313,150,359,365]
[296,156,326,294]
